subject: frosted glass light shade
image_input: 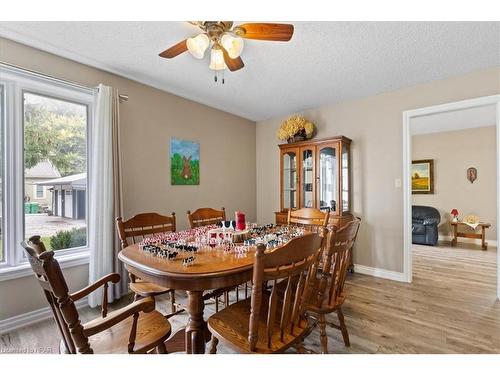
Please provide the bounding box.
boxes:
[220,33,244,59]
[187,34,210,59]
[209,48,227,70]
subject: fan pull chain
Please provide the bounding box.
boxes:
[213,69,225,85]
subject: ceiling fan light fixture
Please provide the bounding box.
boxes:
[209,47,227,70]
[220,33,244,59]
[186,33,210,59]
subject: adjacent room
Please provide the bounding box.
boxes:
[0,16,499,362]
[409,105,498,351]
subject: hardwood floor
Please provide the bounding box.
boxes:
[1,242,499,354]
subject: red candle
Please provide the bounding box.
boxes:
[235,211,246,230]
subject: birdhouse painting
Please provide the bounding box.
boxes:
[170,138,200,185]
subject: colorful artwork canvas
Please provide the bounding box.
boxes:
[412,159,434,194]
[170,138,200,185]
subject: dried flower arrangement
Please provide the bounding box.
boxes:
[276,115,315,143]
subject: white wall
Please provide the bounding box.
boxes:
[256,66,500,273]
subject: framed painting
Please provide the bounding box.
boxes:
[412,159,434,194]
[170,138,200,185]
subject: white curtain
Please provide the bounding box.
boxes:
[88,84,127,308]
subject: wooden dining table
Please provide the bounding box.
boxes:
[118,242,257,354]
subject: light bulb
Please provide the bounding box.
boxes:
[186,34,209,59]
[220,33,244,59]
[209,47,227,70]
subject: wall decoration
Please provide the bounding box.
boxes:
[466,167,477,183]
[412,159,434,194]
[170,138,200,185]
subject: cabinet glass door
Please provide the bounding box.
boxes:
[301,148,315,208]
[341,144,350,213]
[317,145,338,212]
[282,151,297,210]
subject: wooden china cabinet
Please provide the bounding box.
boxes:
[275,136,354,228]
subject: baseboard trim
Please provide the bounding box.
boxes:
[0,299,87,334]
[438,235,497,247]
[354,264,407,282]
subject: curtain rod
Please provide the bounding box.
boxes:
[0,61,128,102]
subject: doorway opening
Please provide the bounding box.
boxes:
[403,95,500,299]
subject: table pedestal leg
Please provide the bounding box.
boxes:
[451,225,458,247]
[186,291,206,354]
[482,226,487,250]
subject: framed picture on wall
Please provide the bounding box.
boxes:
[412,159,434,194]
[170,137,200,185]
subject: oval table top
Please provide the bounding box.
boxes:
[118,244,257,291]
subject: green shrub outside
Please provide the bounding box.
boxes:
[50,227,87,250]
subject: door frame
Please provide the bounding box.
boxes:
[402,94,500,299]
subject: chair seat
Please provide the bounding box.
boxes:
[129,279,172,297]
[207,295,310,354]
[85,310,171,354]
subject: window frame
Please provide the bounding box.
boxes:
[0,83,5,265]
[0,65,94,281]
[34,184,46,199]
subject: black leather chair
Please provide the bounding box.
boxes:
[412,205,440,246]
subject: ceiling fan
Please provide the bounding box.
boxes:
[159,22,294,74]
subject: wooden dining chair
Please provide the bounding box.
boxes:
[187,207,226,228]
[22,236,171,354]
[207,232,324,354]
[305,218,361,353]
[288,207,330,233]
[187,206,234,309]
[116,212,181,316]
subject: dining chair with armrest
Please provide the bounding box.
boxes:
[22,236,171,354]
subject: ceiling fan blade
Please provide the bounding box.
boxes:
[221,47,244,72]
[159,39,188,58]
[236,23,294,41]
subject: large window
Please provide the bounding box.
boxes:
[23,93,88,251]
[0,64,93,279]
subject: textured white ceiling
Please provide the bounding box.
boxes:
[0,21,498,121]
[411,104,497,135]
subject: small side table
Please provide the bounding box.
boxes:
[451,221,491,250]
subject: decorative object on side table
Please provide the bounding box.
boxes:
[450,208,459,222]
[467,167,477,183]
[276,115,315,143]
[412,159,434,194]
[170,137,200,185]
